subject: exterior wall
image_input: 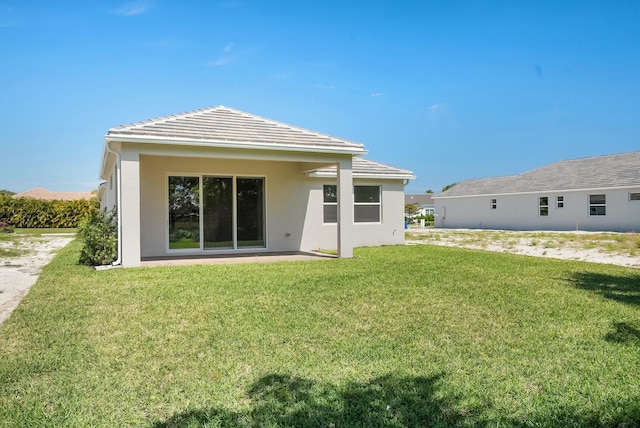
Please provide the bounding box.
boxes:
[434,187,640,232]
[139,155,407,257]
[300,179,406,250]
[100,163,118,213]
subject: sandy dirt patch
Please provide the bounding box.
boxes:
[0,234,74,324]
[406,228,640,268]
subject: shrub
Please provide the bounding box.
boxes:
[78,210,117,266]
[0,196,98,228]
[0,220,13,234]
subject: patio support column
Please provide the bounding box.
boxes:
[337,157,354,258]
[119,148,141,267]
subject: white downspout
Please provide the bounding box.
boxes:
[105,141,122,266]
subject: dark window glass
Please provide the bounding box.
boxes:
[203,177,233,249]
[168,176,200,249]
[237,178,265,248]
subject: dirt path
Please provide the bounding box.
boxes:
[0,234,74,324]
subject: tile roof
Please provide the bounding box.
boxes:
[12,188,95,201]
[108,105,365,152]
[405,194,434,205]
[438,151,640,197]
[309,157,414,179]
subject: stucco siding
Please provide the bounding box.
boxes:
[435,188,640,231]
[139,155,314,257]
[300,179,406,250]
[138,155,407,257]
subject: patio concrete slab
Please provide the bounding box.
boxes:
[140,251,336,267]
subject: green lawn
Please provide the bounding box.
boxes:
[1,241,639,427]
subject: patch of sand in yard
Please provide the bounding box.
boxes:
[0,234,74,324]
[407,228,640,268]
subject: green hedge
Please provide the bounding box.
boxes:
[0,195,99,228]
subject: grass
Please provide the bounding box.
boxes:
[407,229,640,258]
[1,241,640,426]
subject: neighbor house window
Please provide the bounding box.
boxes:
[323,185,338,223]
[630,192,640,201]
[490,198,497,210]
[354,185,381,222]
[556,195,564,208]
[539,197,549,216]
[589,194,606,216]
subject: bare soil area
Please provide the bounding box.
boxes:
[0,234,74,324]
[406,228,640,268]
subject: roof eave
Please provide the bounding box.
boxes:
[433,184,640,199]
[307,171,415,180]
[104,134,367,156]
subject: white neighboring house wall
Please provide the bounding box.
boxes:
[435,188,640,232]
[433,151,640,232]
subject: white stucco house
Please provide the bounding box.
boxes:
[433,151,640,232]
[98,106,414,267]
[404,194,435,216]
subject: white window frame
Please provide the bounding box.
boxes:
[166,173,267,252]
[629,192,640,201]
[556,195,564,208]
[322,184,338,224]
[354,185,381,223]
[490,198,497,210]
[539,196,549,217]
[588,194,606,216]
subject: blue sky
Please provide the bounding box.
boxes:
[1,1,639,194]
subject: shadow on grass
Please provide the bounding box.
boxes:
[570,272,640,306]
[152,373,467,427]
[605,322,640,344]
[151,373,640,427]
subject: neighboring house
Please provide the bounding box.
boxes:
[433,151,640,232]
[404,194,435,216]
[12,188,94,201]
[98,106,414,267]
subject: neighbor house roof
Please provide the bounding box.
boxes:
[307,157,415,180]
[12,188,94,201]
[436,151,640,198]
[405,194,434,205]
[106,105,366,154]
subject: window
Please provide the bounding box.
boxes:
[539,197,549,216]
[322,184,382,223]
[323,185,337,223]
[490,198,497,210]
[630,192,640,201]
[556,195,564,208]
[168,176,201,249]
[354,185,381,222]
[168,175,265,250]
[589,194,606,216]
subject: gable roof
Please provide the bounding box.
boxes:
[107,105,366,154]
[307,157,415,180]
[437,151,640,197]
[12,188,94,201]
[405,194,434,205]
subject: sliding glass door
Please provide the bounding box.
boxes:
[168,175,265,251]
[203,177,233,249]
[237,178,265,248]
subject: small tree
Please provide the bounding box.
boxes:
[405,202,421,223]
[441,183,458,193]
[78,210,117,266]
